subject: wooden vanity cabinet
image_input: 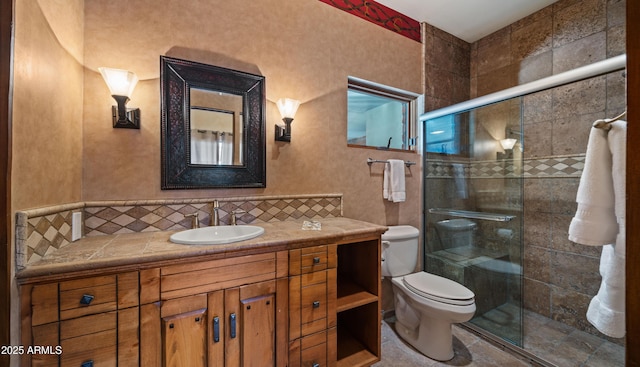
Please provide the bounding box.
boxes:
[20,228,383,367]
[139,252,289,367]
[21,272,140,367]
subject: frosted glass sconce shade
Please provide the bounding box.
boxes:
[500,138,517,150]
[276,98,300,119]
[98,67,141,129]
[275,98,300,142]
[99,67,139,97]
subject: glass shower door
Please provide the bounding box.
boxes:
[423,97,524,346]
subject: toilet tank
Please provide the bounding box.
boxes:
[381,225,419,277]
[435,219,477,249]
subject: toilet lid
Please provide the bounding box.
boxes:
[403,272,475,306]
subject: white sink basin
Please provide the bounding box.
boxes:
[170,225,265,245]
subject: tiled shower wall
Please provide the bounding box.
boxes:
[471,0,626,340]
[424,0,626,340]
[16,194,342,269]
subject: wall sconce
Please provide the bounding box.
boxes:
[275,98,300,142]
[500,138,517,150]
[497,138,517,159]
[99,67,141,129]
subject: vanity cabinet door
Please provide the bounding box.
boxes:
[162,310,207,367]
[225,280,277,367]
[158,294,207,367]
[141,254,287,367]
[152,281,281,367]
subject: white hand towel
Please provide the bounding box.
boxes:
[585,120,626,338]
[452,163,468,199]
[387,159,406,203]
[383,163,390,200]
[568,125,618,246]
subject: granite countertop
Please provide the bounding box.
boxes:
[17,217,387,281]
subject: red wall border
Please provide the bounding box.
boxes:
[319,0,421,43]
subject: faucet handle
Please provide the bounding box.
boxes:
[185,213,200,229]
[230,210,246,225]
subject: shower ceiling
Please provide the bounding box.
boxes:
[375,0,560,42]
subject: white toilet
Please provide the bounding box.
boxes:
[382,225,476,361]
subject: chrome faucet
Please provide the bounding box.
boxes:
[210,200,220,226]
[184,212,200,229]
[230,210,245,225]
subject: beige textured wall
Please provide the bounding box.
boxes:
[12,0,84,212]
[10,0,85,358]
[80,0,423,227]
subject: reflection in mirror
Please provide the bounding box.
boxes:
[189,89,243,165]
[425,115,459,155]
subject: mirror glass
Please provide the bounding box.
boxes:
[189,89,243,165]
[161,56,266,189]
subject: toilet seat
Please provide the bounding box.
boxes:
[402,272,475,306]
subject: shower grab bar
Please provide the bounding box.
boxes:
[428,208,516,222]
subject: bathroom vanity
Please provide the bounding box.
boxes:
[17,218,385,367]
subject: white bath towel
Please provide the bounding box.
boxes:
[383,159,406,203]
[571,120,626,338]
[586,120,626,338]
[568,125,618,246]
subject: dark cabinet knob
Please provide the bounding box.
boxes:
[81,360,94,367]
[80,294,94,305]
[313,301,320,308]
[313,257,321,264]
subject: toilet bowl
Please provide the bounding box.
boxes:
[382,225,476,361]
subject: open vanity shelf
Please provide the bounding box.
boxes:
[336,238,381,367]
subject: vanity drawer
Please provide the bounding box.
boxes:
[59,275,117,320]
[160,253,276,299]
[290,244,337,275]
[289,330,330,367]
[301,246,328,273]
[302,342,327,367]
[301,278,327,325]
[59,312,117,367]
[60,332,117,367]
[290,268,337,340]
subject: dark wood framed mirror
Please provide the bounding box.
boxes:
[161,56,266,189]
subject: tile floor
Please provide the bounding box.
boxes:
[373,311,624,367]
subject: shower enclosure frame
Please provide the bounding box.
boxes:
[420,54,627,364]
[420,54,626,123]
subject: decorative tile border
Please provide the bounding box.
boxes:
[318,0,421,42]
[426,154,585,179]
[16,194,343,270]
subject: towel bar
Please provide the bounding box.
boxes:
[367,158,416,168]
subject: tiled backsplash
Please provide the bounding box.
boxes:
[16,194,343,269]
